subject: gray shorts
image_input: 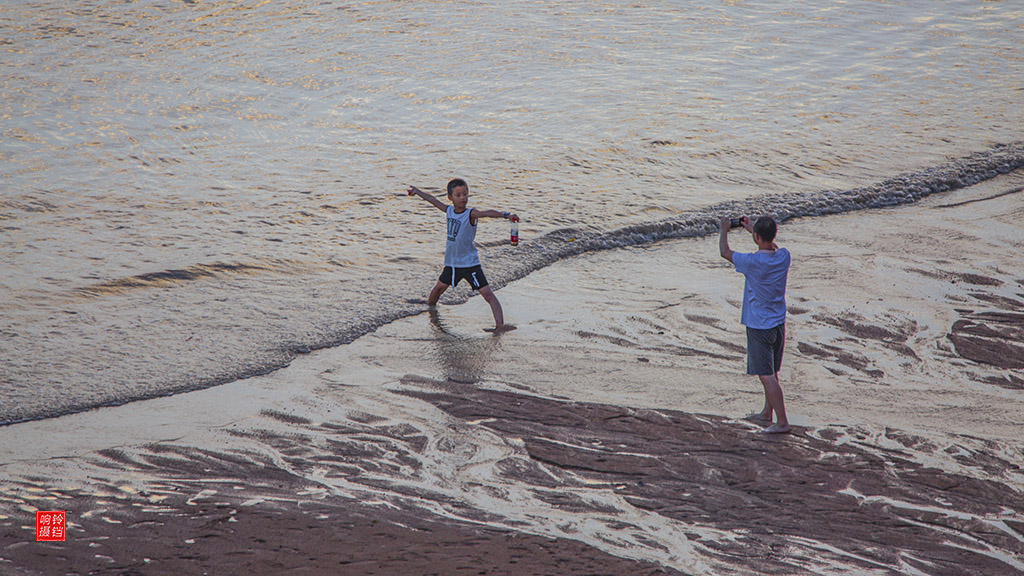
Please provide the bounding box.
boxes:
[746,324,785,376]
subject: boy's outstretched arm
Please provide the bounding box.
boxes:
[471,209,518,221]
[407,186,448,212]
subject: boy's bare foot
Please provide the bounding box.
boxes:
[484,324,517,333]
[762,423,791,434]
[744,412,771,422]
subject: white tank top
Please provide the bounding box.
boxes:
[444,205,480,267]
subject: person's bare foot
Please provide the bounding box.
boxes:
[744,412,771,422]
[763,423,791,434]
[484,324,516,334]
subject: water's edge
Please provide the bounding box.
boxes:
[6,142,1022,426]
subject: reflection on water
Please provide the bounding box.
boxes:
[427,308,502,384]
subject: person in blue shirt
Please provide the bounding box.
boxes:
[408,179,518,331]
[719,215,791,434]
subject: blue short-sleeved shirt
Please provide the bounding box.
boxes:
[732,248,790,329]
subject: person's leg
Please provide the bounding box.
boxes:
[759,372,789,433]
[751,371,783,420]
[746,327,775,422]
[749,396,773,422]
[478,285,504,328]
[763,324,789,432]
[427,281,449,307]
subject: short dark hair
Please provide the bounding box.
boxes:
[753,216,777,243]
[447,178,468,196]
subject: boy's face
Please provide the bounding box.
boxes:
[448,185,469,211]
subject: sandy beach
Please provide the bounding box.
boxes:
[2,172,1023,575]
[3,2,1023,574]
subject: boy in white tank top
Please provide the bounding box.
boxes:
[408,178,518,331]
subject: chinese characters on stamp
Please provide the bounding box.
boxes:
[36,511,66,542]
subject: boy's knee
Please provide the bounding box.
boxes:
[480,287,498,302]
[428,283,448,302]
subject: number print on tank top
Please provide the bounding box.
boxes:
[447,218,461,241]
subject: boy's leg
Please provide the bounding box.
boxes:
[427,281,449,307]
[478,285,504,328]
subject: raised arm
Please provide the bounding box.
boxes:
[719,216,735,263]
[719,215,752,262]
[407,186,448,212]
[471,209,518,222]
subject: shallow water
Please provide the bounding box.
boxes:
[2,173,1022,575]
[2,0,1023,423]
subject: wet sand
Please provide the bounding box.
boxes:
[2,173,1023,575]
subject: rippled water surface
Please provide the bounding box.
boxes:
[1,0,1022,422]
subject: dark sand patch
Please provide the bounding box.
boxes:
[906,267,1005,287]
[948,292,1024,370]
[575,330,738,361]
[3,377,1022,576]
[967,292,1024,311]
[399,379,1024,576]
[814,311,921,360]
[796,341,883,377]
[982,373,1024,391]
[815,312,913,342]
[683,314,722,327]
[576,330,639,348]
[1,491,681,576]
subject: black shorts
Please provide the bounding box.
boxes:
[746,324,785,376]
[439,265,488,290]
